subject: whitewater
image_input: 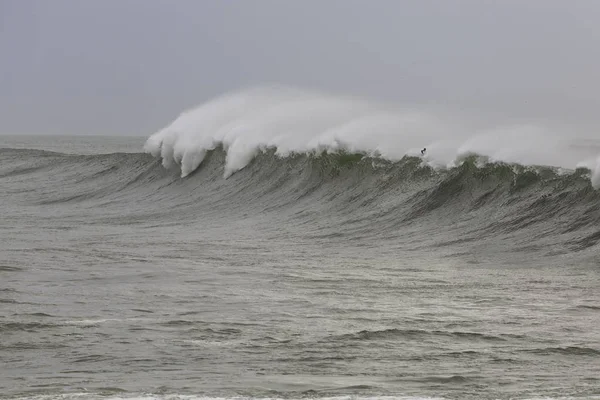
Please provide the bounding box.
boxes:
[1,88,600,400]
[143,86,600,188]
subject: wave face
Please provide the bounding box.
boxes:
[144,86,600,189]
[2,144,599,258]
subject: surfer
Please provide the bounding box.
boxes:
[421,148,426,156]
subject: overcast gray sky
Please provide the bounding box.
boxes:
[1,0,600,135]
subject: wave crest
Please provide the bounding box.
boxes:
[144,87,600,189]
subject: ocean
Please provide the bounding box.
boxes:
[1,88,600,400]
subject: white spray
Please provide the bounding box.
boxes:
[144,86,600,188]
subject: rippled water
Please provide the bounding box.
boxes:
[1,135,599,400]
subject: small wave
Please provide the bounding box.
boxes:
[330,328,515,343]
[416,375,471,384]
[71,354,116,363]
[574,305,600,311]
[0,265,22,272]
[18,312,55,317]
[0,321,57,332]
[525,346,600,356]
[62,319,119,327]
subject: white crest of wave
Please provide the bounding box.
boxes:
[144,86,600,188]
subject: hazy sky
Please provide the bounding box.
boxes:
[1,0,600,135]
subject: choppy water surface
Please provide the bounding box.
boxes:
[1,134,599,400]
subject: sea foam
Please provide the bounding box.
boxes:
[144,86,600,188]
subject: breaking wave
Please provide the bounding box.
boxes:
[2,144,599,256]
[143,86,600,188]
[2,87,600,259]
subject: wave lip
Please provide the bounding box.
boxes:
[142,87,449,178]
[144,87,600,189]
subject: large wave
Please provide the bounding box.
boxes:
[2,146,599,253]
[144,86,600,188]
